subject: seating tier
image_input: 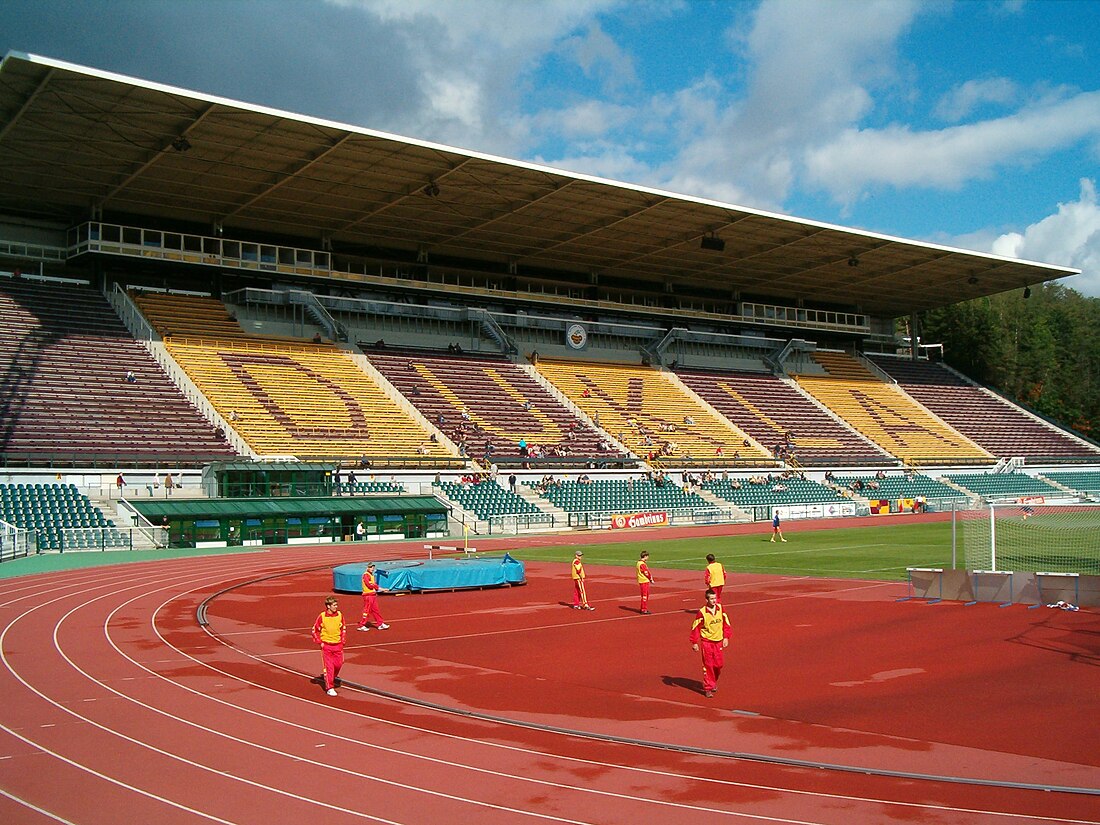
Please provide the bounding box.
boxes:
[868,355,1100,460]
[532,477,711,513]
[0,278,235,460]
[704,477,848,508]
[945,472,1062,499]
[793,352,990,465]
[135,294,451,460]
[533,360,768,463]
[675,368,889,465]
[0,483,126,551]
[830,474,962,500]
[367,351,622,460]
[439,480,542,519]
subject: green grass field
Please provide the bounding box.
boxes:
[508,521,956,581]
[0,520,956,582]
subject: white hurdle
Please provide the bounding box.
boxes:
[424,544,477,559]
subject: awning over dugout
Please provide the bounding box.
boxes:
[130,496,448,521]
[0,51,1079,316]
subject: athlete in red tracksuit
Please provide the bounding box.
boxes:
[637,551,654,614]
[704,553,726,603]
[356,563,390,631]
[689,588,731,698]
[311,597,345,697]
[571,550,595,610]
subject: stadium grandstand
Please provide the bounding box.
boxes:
[1,50,1097,557]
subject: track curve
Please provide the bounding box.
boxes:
[1,544,1097,824]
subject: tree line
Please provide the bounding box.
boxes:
[915,283,1100,441]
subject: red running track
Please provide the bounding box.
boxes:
[0,537,1098,824]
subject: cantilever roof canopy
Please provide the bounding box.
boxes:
[0,51,1079,318]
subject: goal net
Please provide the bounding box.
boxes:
[956,502,1100,574]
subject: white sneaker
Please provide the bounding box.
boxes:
[326,688,337,697]
[356,626,370,631]
[377,623,390,630]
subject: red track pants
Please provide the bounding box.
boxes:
[320,642,343,690]
[573,579,589,608]
[358,593,384,628]
[639,582,650,612]
[699,639,724,692]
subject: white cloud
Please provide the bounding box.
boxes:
[647,0,925,210]
[325,0,624,154]
[531,99,637,140]
[988,179,1100,296]
[934,77,1019,121]
[804,91,1100,204]
[561,21,637,92]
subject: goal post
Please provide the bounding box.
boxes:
[954,501,1100,575]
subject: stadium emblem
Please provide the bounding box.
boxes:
[565,323,588,350]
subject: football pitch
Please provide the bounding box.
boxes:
[510,520,955,581]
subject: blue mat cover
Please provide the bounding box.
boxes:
[333,553,526,593]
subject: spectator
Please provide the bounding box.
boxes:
[125,370,137,383]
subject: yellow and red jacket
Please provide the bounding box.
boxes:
[636,560,653,584]
[571,557,585,580]
[312,610,345,645]
[704,561,725,588]
[689,604,731,644]
[362,569,381,595]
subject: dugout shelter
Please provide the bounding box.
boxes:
[130,494,449,548]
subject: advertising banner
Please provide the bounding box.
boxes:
[610,511,669,530]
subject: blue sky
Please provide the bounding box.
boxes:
[3,0,1099,295]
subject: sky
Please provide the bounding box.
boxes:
[2,0,1099,296]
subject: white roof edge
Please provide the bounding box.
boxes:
[6,51,1080,278]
